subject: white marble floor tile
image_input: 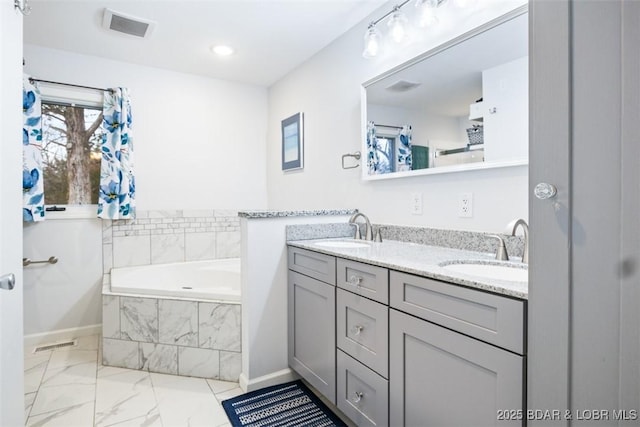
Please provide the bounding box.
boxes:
[94,369,158,427]
[47,349,97,370]
[40,361,97,388]
[26,400,95,427]
[30,383,96,417]
[97,409,162,427]
[150,373,227,427]
[206,379,239,395]
[24,354,50,394]
[214,387,244,403]
[25,392,37,420]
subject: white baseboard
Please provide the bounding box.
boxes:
[24,324,102,349]
[238,368,298,392]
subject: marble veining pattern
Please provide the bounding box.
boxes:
[199,303,241,351]
[178,347,220,378]
[237,209,357,219]
[150,233,185,264]
[140,343,178,375]
[120,297,158,342]
[288,238,528,299]
[158,299,198,346]
[102,338,140,370]
[18,339,239,427]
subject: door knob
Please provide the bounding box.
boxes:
[534,183,557,200]
[0,273,15,291]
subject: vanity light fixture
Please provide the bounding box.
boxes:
[362,0,450,59]
[388,6,410,43]
[362,23,383,58]
[415,0,440,28]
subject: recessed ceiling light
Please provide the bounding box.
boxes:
[211,45,234,56]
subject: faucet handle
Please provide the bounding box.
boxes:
[374,227,385,243]
[489,235,509,261]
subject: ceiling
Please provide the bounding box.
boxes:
[23,0,387,87]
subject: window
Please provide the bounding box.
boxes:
[41,102,104,205]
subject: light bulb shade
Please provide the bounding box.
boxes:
[387,10,409,43]
[415,0,439,28]
[362,25,383,58]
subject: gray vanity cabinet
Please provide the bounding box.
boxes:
[389,309,523,426]
[288,248,337,403]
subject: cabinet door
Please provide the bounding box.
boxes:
[288,270,336,403]
[390,309,524,427]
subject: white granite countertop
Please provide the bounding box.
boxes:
[287,238,528,300]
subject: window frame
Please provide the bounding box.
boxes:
[39,84,104,220]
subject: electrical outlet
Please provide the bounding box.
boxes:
[410,192,423,215]
[458,193,473,217]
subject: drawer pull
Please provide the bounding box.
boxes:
[353,391,364,403]
[353,325,364,335]
[348,275,363,287]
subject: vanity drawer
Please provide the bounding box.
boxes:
[390,271,525,354]
[288,247,336,285]
[337,258,388,304]
[337,288,388,378]
[337,350,389,427]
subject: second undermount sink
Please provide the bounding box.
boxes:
[440,261,528,282]
[313,240,372,249]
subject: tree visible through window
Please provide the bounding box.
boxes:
[41,103,104,205]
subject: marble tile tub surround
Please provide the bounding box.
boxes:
[102,209,240,283]
[102,295,241,381]
[286,222,524,258]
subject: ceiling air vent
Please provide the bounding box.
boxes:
[102,9,156,39]
[385,80,421,92]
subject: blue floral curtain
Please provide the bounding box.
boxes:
[98,88,135,219]
[366,121,380,174]
[22,75,45,222]
[396,125,412,172]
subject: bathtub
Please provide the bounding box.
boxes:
[103,258,243,381]
[110,258,241,302]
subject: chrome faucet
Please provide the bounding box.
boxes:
[348,212,373,240]
[511,219,529,264]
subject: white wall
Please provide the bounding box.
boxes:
[23,44,269,211]
[23,219,103,336]
[22,45,269,336]
[267,1,528,233]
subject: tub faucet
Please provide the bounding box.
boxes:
[511,219,529,264]
[349,212,373,240]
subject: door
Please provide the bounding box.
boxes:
[288,270,336,403]
[389,309,523,427]
[529,0,640,422]
[0,2,25,426]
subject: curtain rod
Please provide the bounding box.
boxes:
[29,78,112,93]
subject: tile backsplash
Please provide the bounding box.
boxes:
[102,210,240,283]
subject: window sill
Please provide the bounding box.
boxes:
[44,205,99,220]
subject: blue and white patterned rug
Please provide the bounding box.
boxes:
[221,380,347,427]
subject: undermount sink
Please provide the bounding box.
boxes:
[440,261,528,282]
[313,241,371,249]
